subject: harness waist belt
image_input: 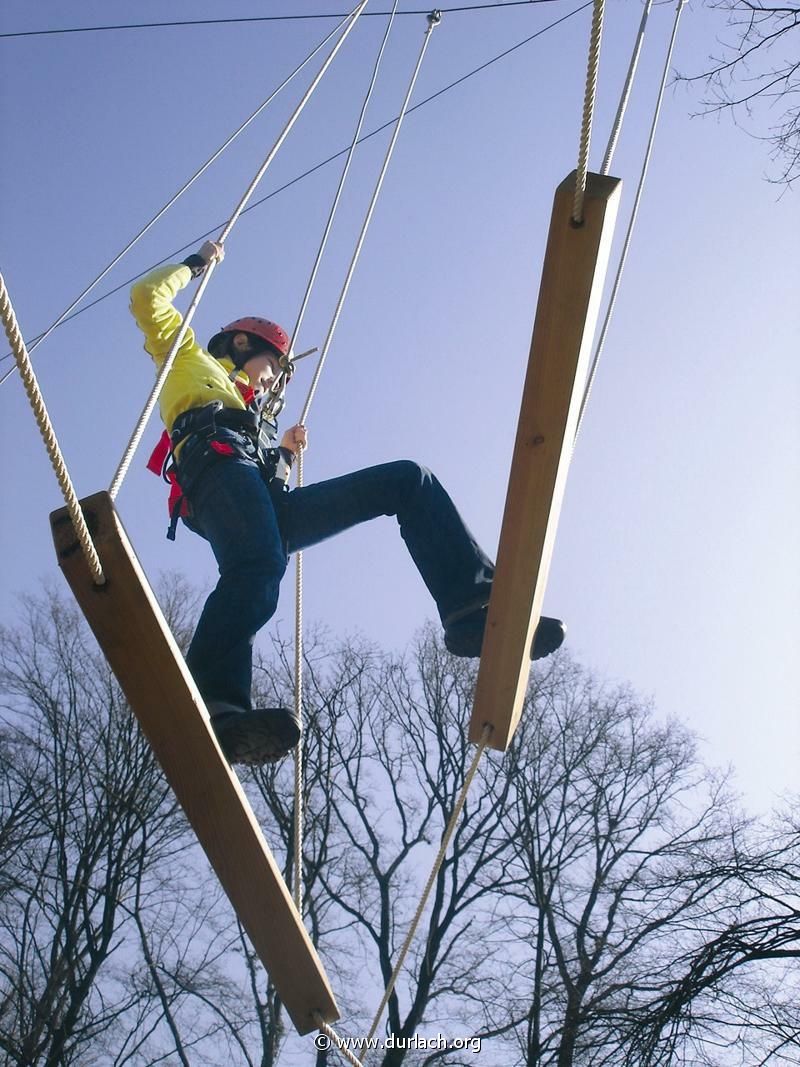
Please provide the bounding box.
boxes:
[171,401,258,445]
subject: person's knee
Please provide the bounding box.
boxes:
[237,552,286,627]
[393,459,434,493]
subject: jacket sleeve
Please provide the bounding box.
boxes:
[129,264,198,367]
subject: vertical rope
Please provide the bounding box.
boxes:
[108,0,369,501]
[291,0,401,916]
[0,274,105,585]
[575,0,687,445]
[290,12,445,1037]
[363,726,491,1057]
[601,0,653,175]
[293,446,306,910]
[572,0,606,224]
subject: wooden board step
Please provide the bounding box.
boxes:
[50,491,339,1036]
[469,171,622,752]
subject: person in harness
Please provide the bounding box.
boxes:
[131,241,565,766]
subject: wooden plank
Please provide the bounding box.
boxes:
[469,171,622,751]
[50,492,338,1035]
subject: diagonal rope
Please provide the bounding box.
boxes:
[0,16,351,391]
[313,1017,365,1067]
[572,0,605,223]
[363,725,492,1056]
[600,0,653,176]
[107,0,369,501]
[0,274,104,584]
[291,0,402,912]
[292,447,306,911]
[574,0,687,445]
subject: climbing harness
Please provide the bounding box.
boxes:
[165,405,287,540]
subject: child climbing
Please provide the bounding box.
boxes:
[131,241,565,765]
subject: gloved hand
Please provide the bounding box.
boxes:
[198,240,225,265]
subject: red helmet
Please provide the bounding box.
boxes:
[208,317,290,361]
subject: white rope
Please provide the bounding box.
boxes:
[291,0,401,913]
[292,13,448,1045]
[601,0,653,176]
[108,0,369,501]
[0,18,349,392]
[299,10,442,430]
[363,726,491,1057]
[572,0,606,224]
[0,274,105,585]
[574,0,687,445]
[292,446,305,909]
[313,1017,365,1067]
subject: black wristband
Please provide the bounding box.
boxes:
[182,254,207,279]
[278,446,296,469]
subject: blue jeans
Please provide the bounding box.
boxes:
[184,458,494,710]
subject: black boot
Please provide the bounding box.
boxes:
[443,605,565,660]
[207,701,301,765]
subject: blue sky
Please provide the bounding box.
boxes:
[1,0,797,811]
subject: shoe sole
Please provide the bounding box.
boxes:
[213,710,301,765]
[444,617,566,661]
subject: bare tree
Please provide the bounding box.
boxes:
[4,587,798,1067]
[488,656,759,1067]
[239,627,522,1066]
[0,587,244,1066]
[683,2,800,184]
[628,805,800,1065]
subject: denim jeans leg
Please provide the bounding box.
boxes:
[184,458,287,709]
[274,460,494,621]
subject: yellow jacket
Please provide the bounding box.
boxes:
[129,264,249,432]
